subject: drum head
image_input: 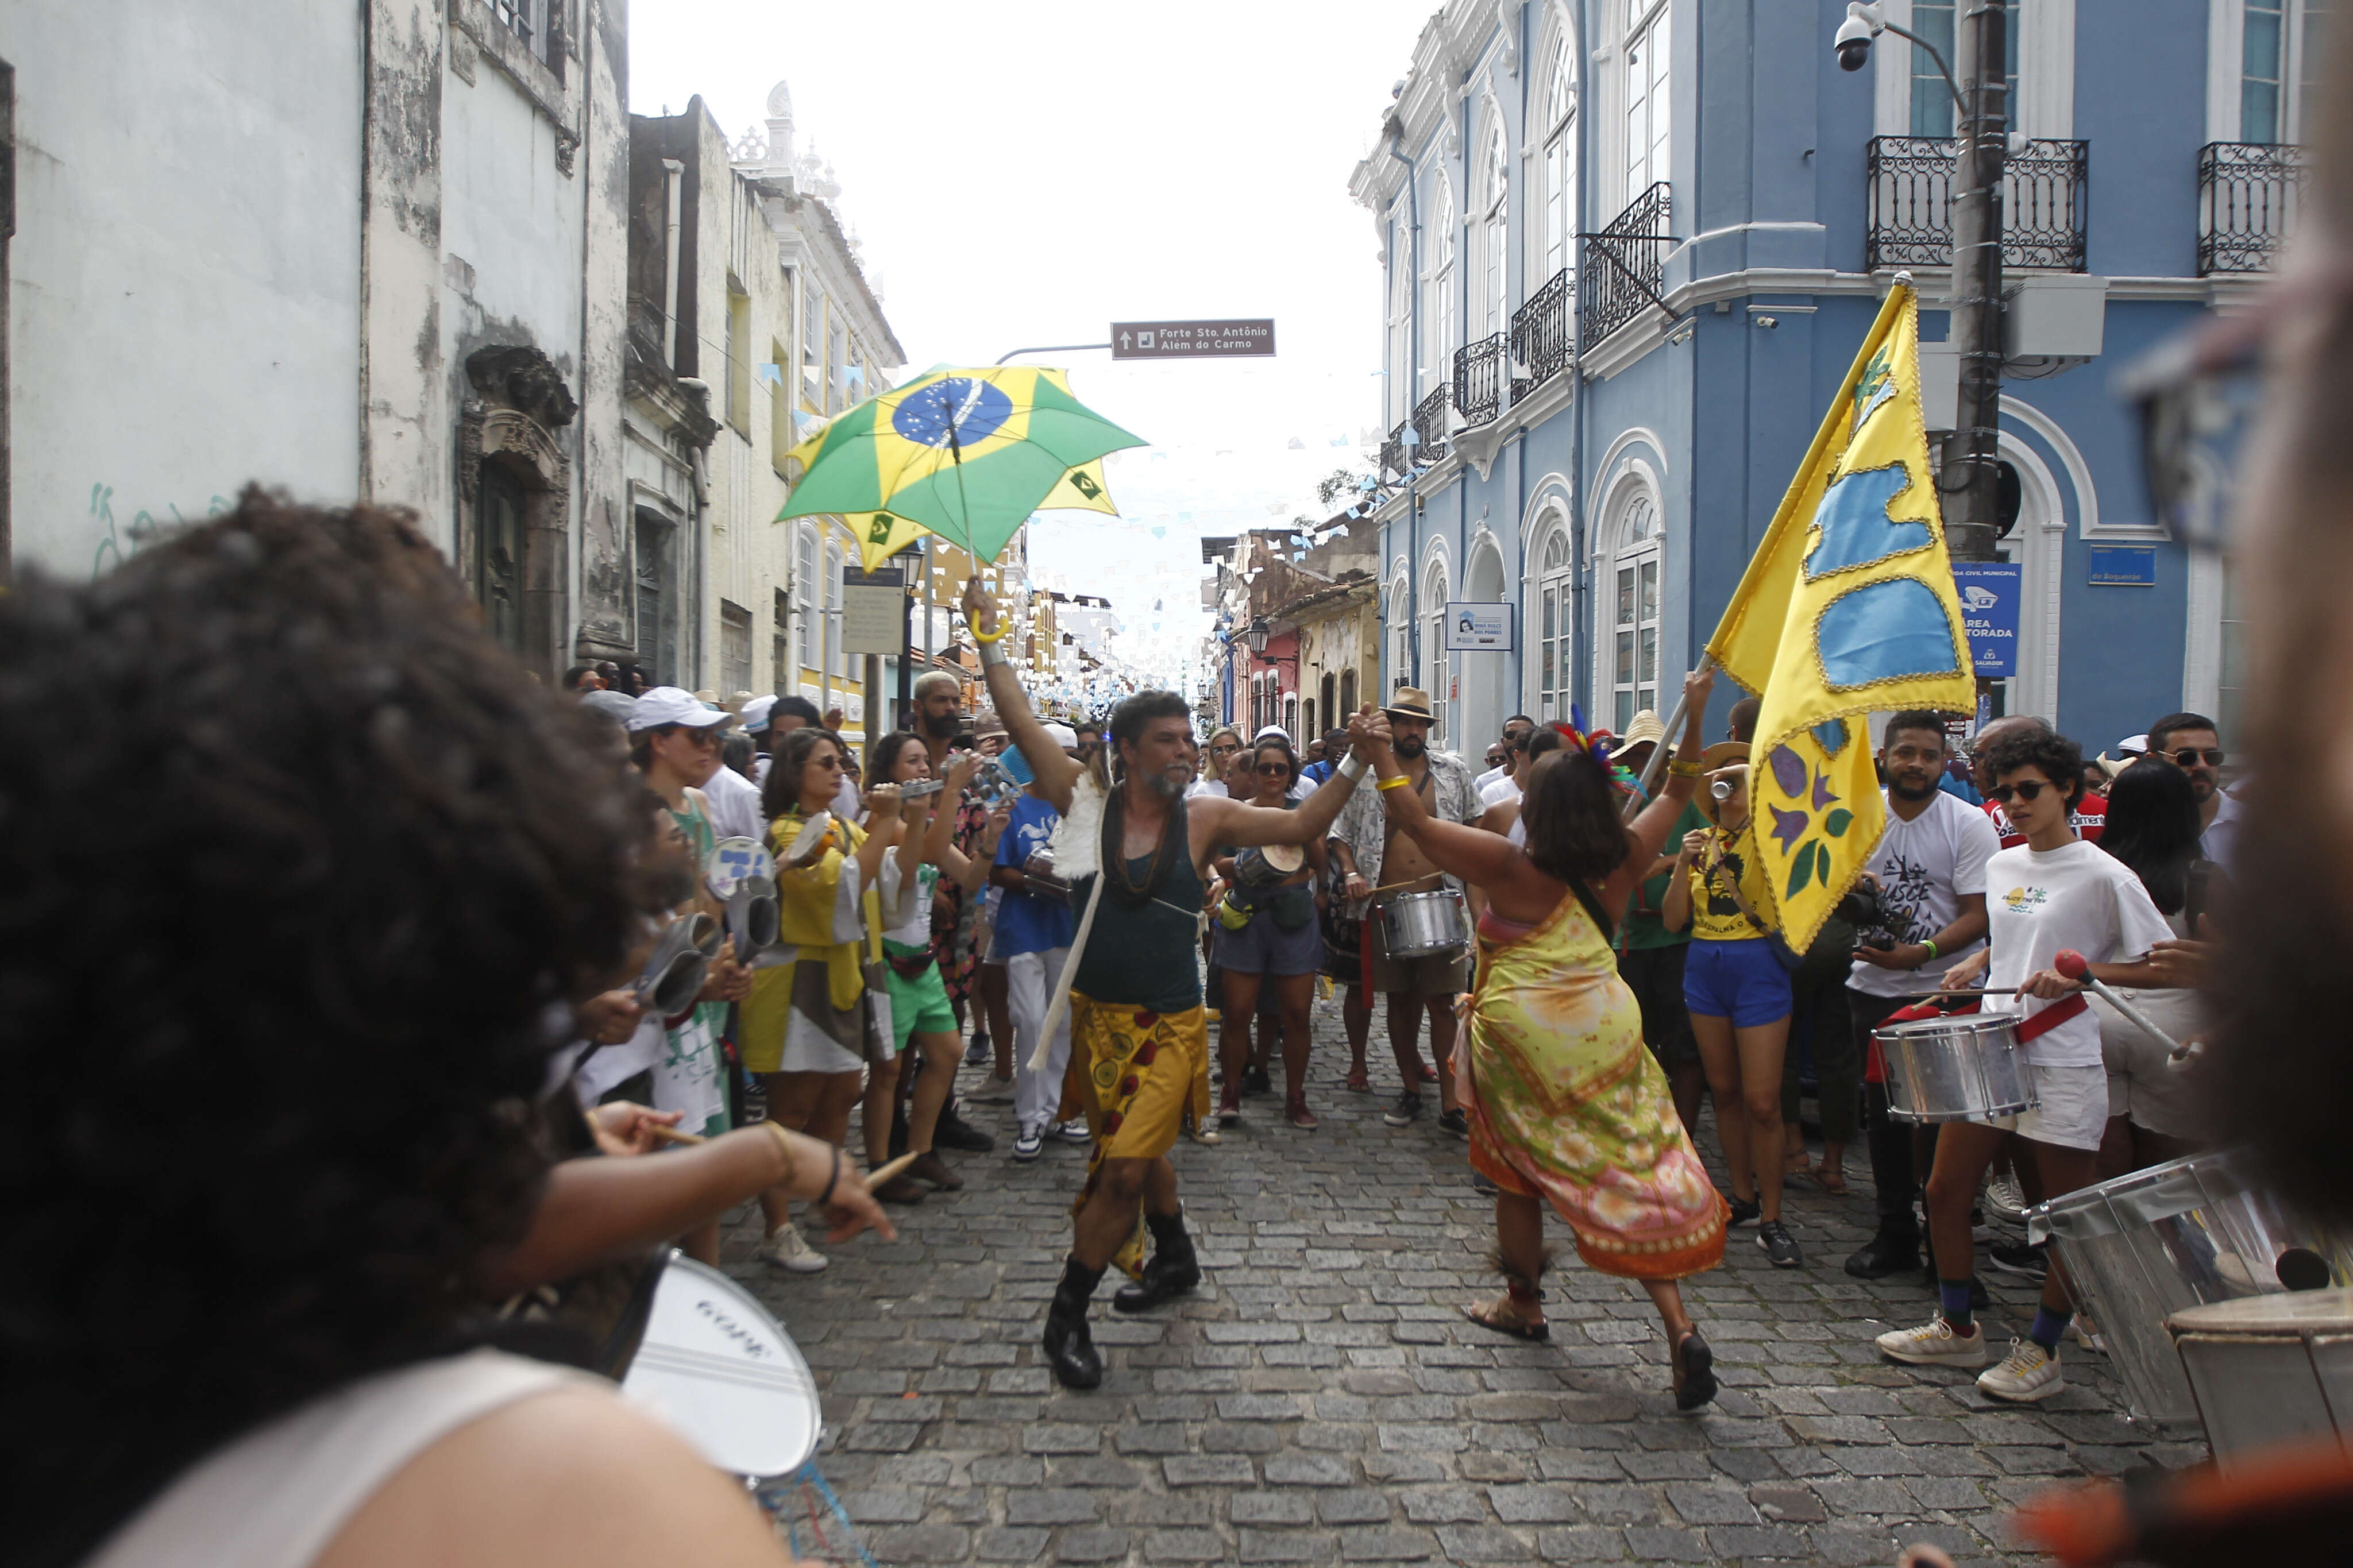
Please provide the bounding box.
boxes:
[622,1252,822,1477]
[785,812,834,867]
[1259,844,1304,875]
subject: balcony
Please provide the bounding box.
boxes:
[1866,137,2089,272]
[1452,334,1505,427]
[1379,422,1408,480]
[1579,183,1674,346]
[2200,141,2305,275]
[1411,384,1451,465]
[1509,265,1574,400]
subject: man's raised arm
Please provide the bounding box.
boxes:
[962,577,1083,814]
[1202,705,1372,849]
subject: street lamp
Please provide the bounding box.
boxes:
[1832,0,2005,564]
[1247,617,1270,654]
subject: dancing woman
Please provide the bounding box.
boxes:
[1349,671,1729,1409]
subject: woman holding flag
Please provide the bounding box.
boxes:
[1349,674,1730,1411]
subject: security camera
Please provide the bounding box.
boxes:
[1835,14,1874,71]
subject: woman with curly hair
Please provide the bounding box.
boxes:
[1,492,862,1568]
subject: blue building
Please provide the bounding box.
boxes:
[1351,0,2310,753]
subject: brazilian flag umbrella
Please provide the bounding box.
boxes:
[780,366,1146,566]
[846,458,1123,571]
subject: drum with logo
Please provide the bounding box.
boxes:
[621,1250,824,1477]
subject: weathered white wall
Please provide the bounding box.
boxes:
[2,2,364,579]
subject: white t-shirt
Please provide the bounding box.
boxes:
[1480,773,1523,808]
[1848,790,2001,998]
[1473,762,1509,795]
[878,845,940,948]
[2201,789,2242,874]
[1980,837,2175,1067]
[700,763,766,845]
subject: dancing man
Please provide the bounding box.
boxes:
[961,581,1371,1389]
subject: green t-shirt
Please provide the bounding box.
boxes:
[1619,801,1710,951]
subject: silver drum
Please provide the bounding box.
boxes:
[2029,1148,2353,1423]
[1872,1011,2037,1123]
[1379,889,1467,959]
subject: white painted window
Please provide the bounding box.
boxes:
[2237,0,2324,143]
[1623,2,1673,210]
[1478,119,1509,339]
[1423,180,1456,399]
[1421,560,1451,737]
[1388,578,1411,692]
[1540,41,1578,285]
[825,538,846,679]
[1535,523,1575,721]
[794,524,819,673]
[1600,492,1662,733]
[1387,218,1412,424]
[1905,3,2019,137]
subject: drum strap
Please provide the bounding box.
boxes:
[2012,993,2089,1043]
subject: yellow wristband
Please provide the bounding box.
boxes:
[969,620,1009,645]
[1376,775,1410,791]
[759,1120,798,1189]
[1666,757,1702,779]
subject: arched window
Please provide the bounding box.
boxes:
[823,538,846,679]
[1624,1,1672,210]
[1421,559,1451,738]
[1387,577,1411,693]
[1387,217,1412,425]
[1534,519,1575,721]
[1340,665,1359,719]
[1538,39,1577,287]
[1598,489,1662,733]
[793,524,820,674]
[1424,180,1456,399]
[1477,118,1509,339]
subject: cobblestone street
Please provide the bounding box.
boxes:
[723,1004,2202,1567]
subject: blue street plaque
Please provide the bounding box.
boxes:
[2087,544,2158,586]
[1950,562,2022,678]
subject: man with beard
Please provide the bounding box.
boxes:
[959,581,1370,1389]
[2146,711,2239,872]
[1331,688,1486,1134]
[904,669,997,1148]
[1842,712,2000,1279]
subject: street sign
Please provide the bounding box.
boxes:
[840,567,905,656]
[1444,601,1513,652]
[2087,544,2157,586]
[1110,319,1276,360]
[1950,562,2020,678]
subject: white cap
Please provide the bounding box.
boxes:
[1040,722,1079,750]
[1252,725,1290,743]
[740,694,779,732]
[628,686,731,732]
[2116,732,2148,756]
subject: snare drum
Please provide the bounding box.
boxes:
[2169,1288,2353,1468]
[1872,1011,2038,1123]
[1379,889,1468,959]
[621,1250,824,1477]
[2028,1147,2353,1422]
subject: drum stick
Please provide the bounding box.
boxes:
[649,1123,921,1192]
[1897,987,2022,999]
[2054,949,2193,1059]
[1030,872,1106,1075]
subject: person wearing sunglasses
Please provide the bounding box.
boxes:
[1973,715,2107,849]
[2144,711,2240,872]
[1881,728,2175,1404]
[1209,737,1330,1130]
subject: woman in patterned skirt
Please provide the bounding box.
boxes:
[1350,670,1728,1408]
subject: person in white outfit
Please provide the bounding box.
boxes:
[997,725,1086,1158]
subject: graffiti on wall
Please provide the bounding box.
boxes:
[90,485,234,578]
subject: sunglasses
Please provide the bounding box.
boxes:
[1253,761,1290,777]
[808,754,844,771]
[2168,748,2225,768]
[1986,779,2055,804]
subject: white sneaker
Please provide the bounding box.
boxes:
[1985,1172,2029,1226]
[1875,1316,1989,1368]
[757,1223,828,1274]
[1013,1120,1046,1162]
[1978,1337,2064,1402]
[1055,1117,1093,1145]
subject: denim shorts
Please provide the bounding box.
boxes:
[1683,937,1794,1028]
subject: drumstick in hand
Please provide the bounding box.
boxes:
[652,1123,923,1189]
[2054,949,2193,1059]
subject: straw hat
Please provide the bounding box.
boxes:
[1621,709,1668,748]
[1382,686,1437,723]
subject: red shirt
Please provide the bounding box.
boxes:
[1982,790,2106,849]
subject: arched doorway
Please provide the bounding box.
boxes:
[1460,536,1509,755]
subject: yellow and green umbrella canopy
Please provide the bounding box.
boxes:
[781,366,1145,566]
[846,459,1120,570]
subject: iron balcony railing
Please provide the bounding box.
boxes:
[1866,136,2089,272]
[2199,141,2305,275]
[1379,422,1409,479]
[1579,183,1675,346]
[1509,264,1574,400]
[1411,384,1451,465]
[1452,334,1505,428]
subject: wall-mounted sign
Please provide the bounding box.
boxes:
[1950,562,2022,678]
[840,567,906,655]
[1444,601,1513,652]
[2088,544,2157,587]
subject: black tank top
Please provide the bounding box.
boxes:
[1071,804,1205,1014]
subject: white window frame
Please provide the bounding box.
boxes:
[824,538,846,678]
[1623,1,1672,212]
[1387,574,1411,693]
[1421,558,1451,739]
[2209,0,2323,145]
[793,523,820,674]
[1387,216,1413,425]
[1423,178,1456,400]
[1534,519,1576,722]
[1592,481,1665,734]
[1534,36,1578,288]
[1477,117,1510,340]
[1872,0,2074,140]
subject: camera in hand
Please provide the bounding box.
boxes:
[1833,879,1898,949]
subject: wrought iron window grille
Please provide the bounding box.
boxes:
[2198,141,2305,275]
[1579,183,1676,346]
[1865,136,2089,273]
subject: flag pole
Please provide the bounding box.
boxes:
[1622,651,1717,821]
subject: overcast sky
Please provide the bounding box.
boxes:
[630,0,1442,687]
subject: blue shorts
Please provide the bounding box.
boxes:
[1683,937,1793,1028]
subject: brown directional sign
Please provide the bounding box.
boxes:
[1110,319,1276,360]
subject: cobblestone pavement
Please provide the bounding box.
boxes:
[720,1002,2203,1567]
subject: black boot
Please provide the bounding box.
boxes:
[1844,1219,1922,1280]
[1113,1209,1202,1314]
[1043,1255,1106,1389]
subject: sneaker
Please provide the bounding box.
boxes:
[934,1107,996,1153]
[1217,1088,1243,1129]
[1383,1091,1424,1127]
[1987,1240,2050,1284]
[963,1032,990,1068]
[1977,1337,2064,1402]
[2074,1316,2106,1354]
[1726,1194,1761,1228]
[1013,1121,1046,1162]
[1285,1095,1319,1130]
[967,1073,1017,1104]
[1875,1315,1989,1368]
[757,1224,828,1275]
[1757,1220,1803,1268]
[1055,1117,1093,1145]
[1187,1110,1220,1145]
[1436,1108,1469,1140]
[1471,1172,1499,1196]
[1985,1172,2029,1226]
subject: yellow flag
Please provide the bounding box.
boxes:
[1704,282,1976,951]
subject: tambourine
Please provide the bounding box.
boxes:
[636,912,721,1015]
